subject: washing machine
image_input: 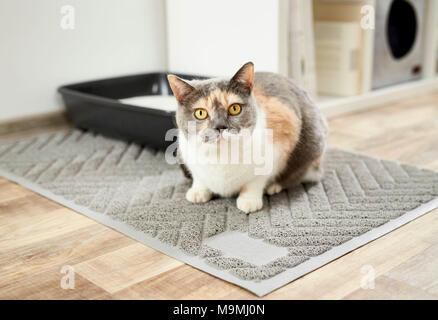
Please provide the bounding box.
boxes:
[372,0,426,89]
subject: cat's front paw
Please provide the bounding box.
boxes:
[186,187,212,203]
[266,183,283,195]
[236,195,263,214]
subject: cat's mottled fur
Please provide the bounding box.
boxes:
[168,62,328,213]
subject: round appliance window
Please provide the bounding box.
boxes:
[386,0,418,59]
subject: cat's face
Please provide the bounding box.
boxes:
[168,62,258,144]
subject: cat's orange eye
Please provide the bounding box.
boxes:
[194,108,208,120]
[228,103,241,116]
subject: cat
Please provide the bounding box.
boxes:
[167,62,328,213]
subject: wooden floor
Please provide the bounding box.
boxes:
[1,93,438,300]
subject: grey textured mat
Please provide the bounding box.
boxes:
[1,129,438,296]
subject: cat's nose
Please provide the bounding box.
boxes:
[214,125,228,131]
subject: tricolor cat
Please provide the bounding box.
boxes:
[168,62,328,213]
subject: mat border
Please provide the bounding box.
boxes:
[1,165,437,297]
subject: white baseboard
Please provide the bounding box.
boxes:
[317,78,438,118]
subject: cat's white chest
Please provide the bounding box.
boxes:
[178,132,263,197]
[189,162,256,197]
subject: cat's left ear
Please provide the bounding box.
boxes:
[230,62,254,94]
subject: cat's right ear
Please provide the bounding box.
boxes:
[167,75,195,103]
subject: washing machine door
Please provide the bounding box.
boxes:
[387,0,418,59]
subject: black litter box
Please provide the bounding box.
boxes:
[58,72,208,150]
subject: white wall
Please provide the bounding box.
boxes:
[0,0,167,121]
[166,0,282,76]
